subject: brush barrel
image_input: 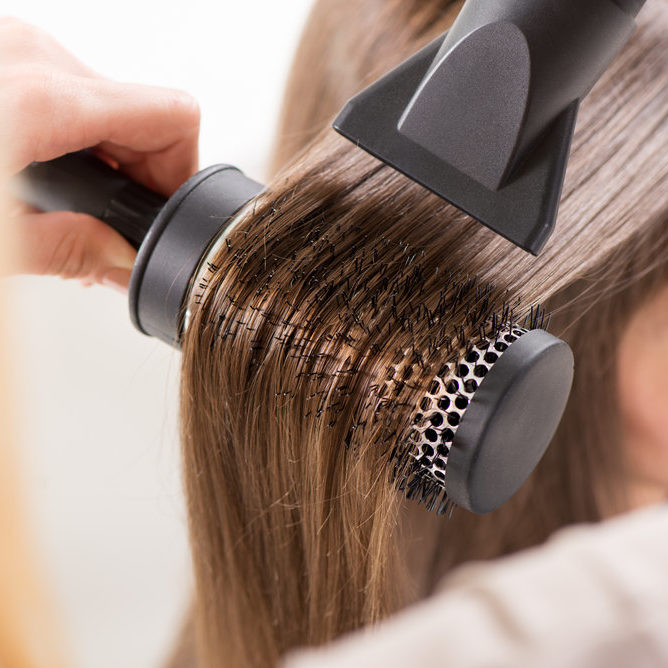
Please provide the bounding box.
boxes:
[446,329,574,514]
[15,151,166,250]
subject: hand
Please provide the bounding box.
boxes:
[0,17,200,291]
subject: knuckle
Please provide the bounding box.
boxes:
[168,89,201,128]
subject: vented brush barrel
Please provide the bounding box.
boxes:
[14,151,264,346]
[405,327,574,514]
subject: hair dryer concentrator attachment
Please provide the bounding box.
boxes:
[15,151,264,346]
[334,0,646,254]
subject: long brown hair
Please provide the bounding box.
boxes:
[178,1,668,666]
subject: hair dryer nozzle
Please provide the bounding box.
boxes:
[334,0,643,253]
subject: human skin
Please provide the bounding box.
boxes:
[617,283,668,509]
[0,17,200,291]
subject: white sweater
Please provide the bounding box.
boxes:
[285,504,668,668]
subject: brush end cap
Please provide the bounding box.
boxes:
[445,329,574,514]
[128,165,263,346]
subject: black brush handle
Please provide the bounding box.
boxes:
[14,151,167,250]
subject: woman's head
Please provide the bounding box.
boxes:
[178,1,668,665]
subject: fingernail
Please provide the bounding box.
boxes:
[101,267,132,294]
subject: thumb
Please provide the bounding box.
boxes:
[10,211,136,291]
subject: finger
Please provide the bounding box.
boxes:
[96,132,200,196]
[92,78,200,194]
[10,211,136,289]
[7,73,200,195]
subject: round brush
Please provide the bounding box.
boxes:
[14,151,573,513]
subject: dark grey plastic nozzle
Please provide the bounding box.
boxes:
[15,151,264,346]
[445,330,574,514]
[334,0,645,253]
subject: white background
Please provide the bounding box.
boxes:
[3,1,315,666]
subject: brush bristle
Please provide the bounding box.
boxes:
[193,193,550,517]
